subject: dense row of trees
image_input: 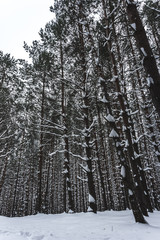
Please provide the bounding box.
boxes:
[0,0,160,223]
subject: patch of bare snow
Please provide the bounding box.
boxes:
[0,210,160,240]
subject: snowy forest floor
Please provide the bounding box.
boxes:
[0,210,160,240]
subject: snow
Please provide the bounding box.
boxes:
[68,209,74,214]
[99,77,105,82]
[77,176,88,182]
[147,76,154,87]
[140,47,147,56]
[109,129,119,138]
[130,23,136,30]
[62,169,68,174]
[155,151,160,156]
[124,140,129,148]
[121,166,126,178]
[79,163,90,173]
[89,194,95,203]
[110,75,118,82]
[106,114,115,123]
[66,177,70,182]
[122,125,127,131]
[134,151,141,159]
[87,206,93,212]
[100,96,108,103]
[128,189,133,196]
[0,211,160,240]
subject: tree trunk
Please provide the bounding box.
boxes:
[60,40,74,213]
[37,74,46,213]
[125,0,160,117]
[78,1,97,213]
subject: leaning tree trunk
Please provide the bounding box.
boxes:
[125,0,160,117]
[101,0,147,223]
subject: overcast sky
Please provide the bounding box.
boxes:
[0,0,54,60]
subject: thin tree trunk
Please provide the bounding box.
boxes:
[0,158,8,195]
[78,1,97,213]
[37,74,46,213]
[60,41,74,213]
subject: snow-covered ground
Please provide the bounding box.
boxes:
[0,210,160,240]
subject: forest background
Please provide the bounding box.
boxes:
[0,0,160,225]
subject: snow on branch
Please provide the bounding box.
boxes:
[0,150,13,158]
[69,151,89,161]
[82,117,97,136]
[79,163,90,173]
[62,169,68,174]
[146,76,154,87]
[0,133,15,140]
[134,151,143,159]
[145,4,160,14]
[134,134,145,143]
[49,149,66,156]
[77,176,88,182]
[143,167,153,172]
[126,0,133,5]
[128,110,139,116]
[100,96,108,103]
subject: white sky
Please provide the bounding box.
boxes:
[0,0,54,60]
